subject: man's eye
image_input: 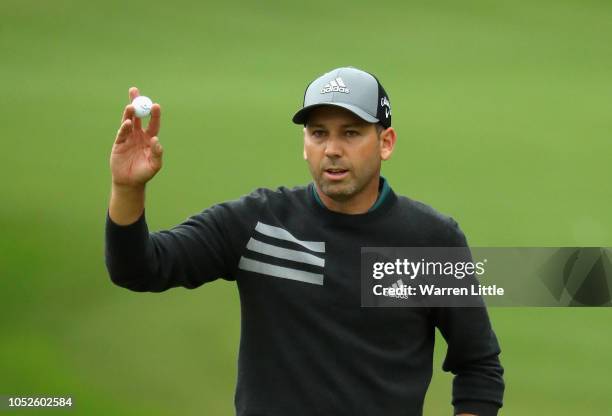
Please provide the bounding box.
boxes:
[312,130,325,137]
[345,130,360,137]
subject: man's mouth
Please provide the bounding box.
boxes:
[323,168,349,180]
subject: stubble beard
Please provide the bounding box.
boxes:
[318,180,357,201]
[316,171,369,202]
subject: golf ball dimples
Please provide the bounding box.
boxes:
[132,96,153,118]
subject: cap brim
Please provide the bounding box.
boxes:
[292,103,379,125]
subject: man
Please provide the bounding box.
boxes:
[105,67,504,415]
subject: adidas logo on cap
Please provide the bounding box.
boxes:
[320,77,350,94]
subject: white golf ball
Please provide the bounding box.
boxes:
[132,95,153,118]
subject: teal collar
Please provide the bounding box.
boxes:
[312,176,391,212]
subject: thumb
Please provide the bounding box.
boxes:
[149,136,163,167]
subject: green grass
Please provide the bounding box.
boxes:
[1,0,611,414]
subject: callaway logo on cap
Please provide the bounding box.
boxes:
[292,66,392,128]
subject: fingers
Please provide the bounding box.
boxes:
[150,136,163,156]
[149,136,163,170]
[121,104,135,123]
[128,87,143,129]
[146,103,161,137]
[115,119,133,144]
[132,113,142,131]
[129,87,139,102]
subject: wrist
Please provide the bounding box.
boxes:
[109,182,146,226]
[111,181,146,195]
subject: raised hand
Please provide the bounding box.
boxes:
[110,87,163,189]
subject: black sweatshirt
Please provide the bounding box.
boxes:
[104,180,504,416]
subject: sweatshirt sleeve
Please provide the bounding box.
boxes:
[104,189,267,292]
[433,218,505,416]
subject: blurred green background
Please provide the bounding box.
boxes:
[1,0,611,414]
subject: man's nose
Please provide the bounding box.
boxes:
[324,135,343,158]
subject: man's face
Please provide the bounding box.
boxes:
[303,106,384,202]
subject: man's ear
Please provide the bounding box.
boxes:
[380,127,397,161]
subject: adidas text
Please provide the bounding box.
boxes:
[320,77,350,94]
